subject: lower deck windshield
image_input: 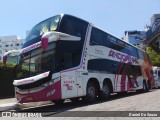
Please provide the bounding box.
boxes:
[16,42,56,79]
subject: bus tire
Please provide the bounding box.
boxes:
[100,82,110,100]
[85,82,97,102]
[143,81,149,92]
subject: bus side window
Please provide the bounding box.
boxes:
[131,46,139,57]
[59,15,88,41]
[64,53,73,69]
[90,27,109,47]
[137,49,144,59]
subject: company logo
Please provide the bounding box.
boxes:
[47,89,56,97]
[2,112,42,117]
[108,50,138,64]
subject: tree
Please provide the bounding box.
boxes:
[146,47,160,66]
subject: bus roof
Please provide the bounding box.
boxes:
[27,14,146,53]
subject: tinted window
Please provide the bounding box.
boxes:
[131,47,138,57]
[109,35,131,54]
[137,49,144,59]
[88,59,142,76]
[108,35,139,57]
[25,15,61,41]
[57,15,88,70]
[59,15,88,41]
[90,27,109,47]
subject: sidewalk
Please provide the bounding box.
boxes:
[0,97,17,111]
[0,97,52,111]
[0,98,16,105]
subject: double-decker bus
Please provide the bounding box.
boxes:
[3,14,155,103]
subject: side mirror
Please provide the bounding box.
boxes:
[41,37,48,49]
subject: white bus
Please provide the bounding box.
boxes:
[3,14,155,103]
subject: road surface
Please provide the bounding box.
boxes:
[1,89,160,120]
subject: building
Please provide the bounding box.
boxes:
[123,30,147,50]
[123,13,160,51]
[0,35,23,61]
[151,14,160,33]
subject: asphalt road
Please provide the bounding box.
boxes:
[1,89,160,117]
[2,89,160,120]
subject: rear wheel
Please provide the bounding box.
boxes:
[85,82,97,102]
[100,82,110,100]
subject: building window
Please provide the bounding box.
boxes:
[10,44,13,46]
[16,44,19,46]
[5,45,9,47]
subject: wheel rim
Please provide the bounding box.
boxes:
[103,85,109,96]
[88,87,96,98]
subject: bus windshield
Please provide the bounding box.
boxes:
[25,15,61,41]
[17,42,56,78]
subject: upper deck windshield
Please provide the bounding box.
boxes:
[25,15,61,41]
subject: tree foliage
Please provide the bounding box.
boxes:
[146,47,160,66]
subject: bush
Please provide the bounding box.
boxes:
[0,62,17,98]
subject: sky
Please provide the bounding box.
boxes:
[0,0,159,39]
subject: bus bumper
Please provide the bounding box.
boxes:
[15,81,62,103]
